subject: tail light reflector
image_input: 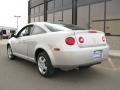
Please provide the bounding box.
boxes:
[53,48,60,51]
[79,37,84,43]
[65,37,75,45]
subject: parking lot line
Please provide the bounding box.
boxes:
[108,57,117,70]
[96,57,120,71]
[95,65,114,71]
[108,58,120,71]
[114,67,120,71]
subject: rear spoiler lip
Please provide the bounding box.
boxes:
[72,30,104,34]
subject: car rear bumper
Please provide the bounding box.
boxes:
[52,45,109,69]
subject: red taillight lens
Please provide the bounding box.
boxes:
[102,36,106,42]
[79,37,84,43]
[65,37,75,45]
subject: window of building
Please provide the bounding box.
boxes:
[90,2,104,31]
[31,8,34,15]
[90,2,104,20]
[106,21,120,35]
[47,13,54,23]
[35,17,40,22]
[40,4,44,13]
[106,0,120,19]
[63,0,72,8]
[48,0,54,11]
[77,0,89,6]
[31,18,34,22]
[55,0,62,9]
[63,9,72,24]
[40,16,44,22]
[54,11,62,23]
[35,6,39,14]
[106,0,120,35]
[91,22,104,31]
[77,6,89,29]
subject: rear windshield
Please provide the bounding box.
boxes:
[45,24,70,32]
[45,23,85,32]
[62,24,85,30]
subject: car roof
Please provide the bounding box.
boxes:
[28,22,57,32]
[29,22,52,26]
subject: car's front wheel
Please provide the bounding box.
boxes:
[37,52,55,77]
[7,45,15,60]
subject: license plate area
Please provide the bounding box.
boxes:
[93,50,102,59]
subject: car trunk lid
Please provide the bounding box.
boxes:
[73,30,107,47]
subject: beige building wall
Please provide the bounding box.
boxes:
[107,36,120,50]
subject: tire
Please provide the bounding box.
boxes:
[37,52,55,77]
[7,45,15,60]
[79,65,91,69]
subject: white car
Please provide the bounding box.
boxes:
[7,22,109,77]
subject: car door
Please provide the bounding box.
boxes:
[13,25,34,57]
[27,25,46,59]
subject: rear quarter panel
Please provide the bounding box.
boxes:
[28,31,75,65]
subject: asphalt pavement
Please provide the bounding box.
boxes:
[0,44,120,90]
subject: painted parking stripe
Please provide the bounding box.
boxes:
[96,58,120,71]
[108,57,117,70]
[95,65,113,71]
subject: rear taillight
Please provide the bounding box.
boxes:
[79,37,84,43]
[65,37,75,45]
[102,36,106,42]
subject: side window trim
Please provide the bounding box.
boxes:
[17,26,27,37]
[17,25,34,37]
[31,25,46,35]
[30,25,35,35]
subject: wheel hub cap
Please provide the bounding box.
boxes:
[38,56,47,74]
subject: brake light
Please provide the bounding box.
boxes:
[65,37,75,45]
[79,37,84,43]
[102,36,106,42]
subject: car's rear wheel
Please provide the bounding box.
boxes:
[7,45,15,60]
[37,52,55,77]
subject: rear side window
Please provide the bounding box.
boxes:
[45,24,70,32]
[31,26,46,35]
